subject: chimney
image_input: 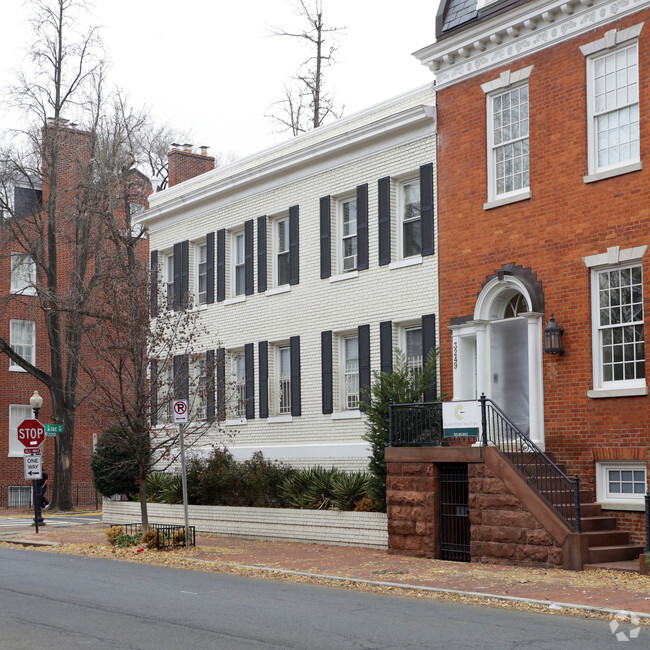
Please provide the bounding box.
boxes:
[168,143,215,187]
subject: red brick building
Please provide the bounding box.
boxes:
[386,0,649,568]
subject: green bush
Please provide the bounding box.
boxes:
[91,426,141,498]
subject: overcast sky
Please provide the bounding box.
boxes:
[0,0,438,160]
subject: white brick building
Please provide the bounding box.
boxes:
[138,84,438,471]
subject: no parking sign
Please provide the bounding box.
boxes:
[172,400,189,423]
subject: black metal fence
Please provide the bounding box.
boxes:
[389,402,444,446]
[0,482,100,509]
[439,463,470,562]
[107,523,196,549]
[646,493,649,553]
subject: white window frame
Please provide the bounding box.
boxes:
[195,242,207,306]
[9,320,35,370]
[232,230,246,297]
[581,25,643,183]
[584,245,647,398]
[397,177,422,260]
[337,195,358,273]
[228,351,246,421]
[596,462,647,508]
[402,325,424,373]
[9,404,33,457]
[164,253,174,308]
[192,357,208,421]
[340,335,359,411]
[273,217,290,288]
[10,252,36,295]
[276,345,291,416]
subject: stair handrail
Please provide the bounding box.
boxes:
[479,394,581,533]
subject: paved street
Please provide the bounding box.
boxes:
[0,547,645,649]
[0,513,102,529]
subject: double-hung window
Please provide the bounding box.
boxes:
[405,327,424,373]
[9,404,33,457]
[339,197,358,272]
[275,218,290,287]
[342,336,359,410]
[400,179,421,258]
[193,358,208,420]
[9,320,35,369]
[488,84,529,200]
[10,253,36,295]
[230,353,246,419]
[164,253,174,307]
[277,346,291,415]
[196,243,207,305]
[593,264,644,388]
[587,42,639,176]
[232,231,245,296]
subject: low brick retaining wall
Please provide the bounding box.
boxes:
[102,501,388,549]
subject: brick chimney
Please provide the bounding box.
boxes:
[167,143,215,187]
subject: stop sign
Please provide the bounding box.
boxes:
[17,419,45,448]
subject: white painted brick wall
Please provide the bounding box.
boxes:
[144,86,438,469]
[103,500,388,549]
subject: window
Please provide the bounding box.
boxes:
[232,231,245,296]
[405,327,423,372]
[274,218,290,287]
[9,404,33,457]
[593,265,644,388]
[400,179,421,258]
[11,253,36,295]
[10,320,35,369]
[339,197,358,272]
[596,462,647,506]
[342,336,359,410]
[193,358,208,420]
[587,42,639,176]
[196,243,207,305]
[276,346,291,415]
[163,364,174,423]
[164,253,174,307]
[229,353,246,419]
[488,84,529,200]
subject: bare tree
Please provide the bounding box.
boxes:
[267,0,345,135]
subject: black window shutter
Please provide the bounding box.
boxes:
[150,359,158,426]
[422,313,437,401]
[320,196,331,279]
[216,348,226,421]
[380,321,393,374]
[206,349,215,420]
[378,177,391,266]
[173,354,189,400]
[258,341,269,418]
[173,242,182,310]
[358,324,371,410]
[290,335,301,416]
[244,219,254,295]
[420,163,435,256]
[216,229,225,302]
[181,240,189,307]
[289,205,299,285]
[257,216,267,293]
[206,232,215,304]
[321,331,333,414]
[245,343,255,420]
[150,250,158,317]
[356,184,369,270]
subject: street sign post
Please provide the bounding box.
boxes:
[24,455,42,480]
[17,419,46,449]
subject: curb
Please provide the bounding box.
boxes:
[2,538,60,548]
[185,558,650,621]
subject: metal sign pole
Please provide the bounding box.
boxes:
[178,422,190,547]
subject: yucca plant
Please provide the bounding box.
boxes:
[160,475,184,504]
[331,472,371,511]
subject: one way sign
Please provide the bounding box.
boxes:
[24,455,42,480]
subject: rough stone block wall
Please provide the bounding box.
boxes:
[469,464,562,567]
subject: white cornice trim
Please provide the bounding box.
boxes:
[139,102,435,225]
[415,0,648,89]
[583,245,647,268]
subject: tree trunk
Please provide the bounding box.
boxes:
[52,408,75,510]
[139,472,149,532]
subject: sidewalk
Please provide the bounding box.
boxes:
[2,513,650,622]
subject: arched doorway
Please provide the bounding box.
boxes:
[450,265,545,447]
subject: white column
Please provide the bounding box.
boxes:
[523,312,544,448]
[474,321,490,400]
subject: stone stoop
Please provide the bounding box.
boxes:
[580,501,644,571]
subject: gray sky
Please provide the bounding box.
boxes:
[0,0,438,159]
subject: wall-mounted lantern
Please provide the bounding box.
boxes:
[544,315,564,355]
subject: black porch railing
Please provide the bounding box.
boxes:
[388,396,581,533]
[646,493,650,553]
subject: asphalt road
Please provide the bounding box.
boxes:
[0,513,102,529]
[0,548,643,649]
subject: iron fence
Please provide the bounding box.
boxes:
[389,402,444,446]
[0,482,99,509]
[107,522,196,549]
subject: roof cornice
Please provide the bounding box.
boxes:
[415,0,647,89]
[139,100,436,225]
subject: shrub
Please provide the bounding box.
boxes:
[141,529,159,550]
[114,531,141,548]
[91,426,142,498]
[331,472,371,511]
[160,475,184,504]
[171,528,186,547]
[106,525,124,546]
